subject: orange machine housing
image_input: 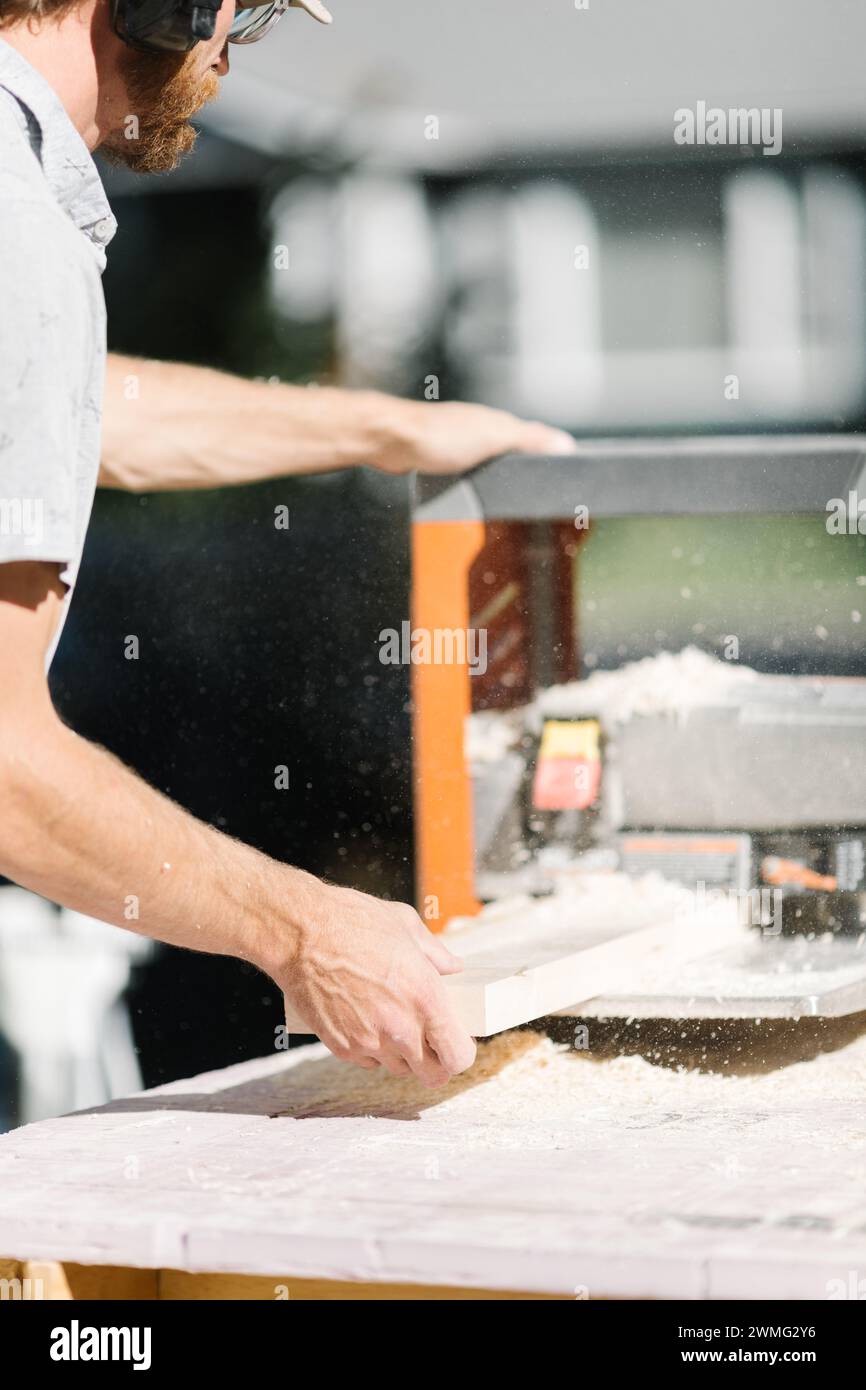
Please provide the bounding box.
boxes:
[411,516,582,929]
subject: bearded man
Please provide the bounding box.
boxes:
[0,0,574,1087]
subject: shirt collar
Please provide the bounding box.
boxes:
[0,38,117,265]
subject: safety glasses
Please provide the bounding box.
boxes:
[229,2,288,45]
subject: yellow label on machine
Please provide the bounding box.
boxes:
[538,719,600,760]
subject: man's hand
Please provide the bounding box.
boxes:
[368,397,577,476]
[277,883,475,1086]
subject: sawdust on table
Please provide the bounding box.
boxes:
[272,1014,866,1125]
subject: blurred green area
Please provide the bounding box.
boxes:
[578,516,866,672]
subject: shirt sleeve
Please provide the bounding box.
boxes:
[0,194,88,570]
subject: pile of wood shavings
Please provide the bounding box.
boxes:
[273,1020,866,1127]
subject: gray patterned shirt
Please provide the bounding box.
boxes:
[0,39,117,666]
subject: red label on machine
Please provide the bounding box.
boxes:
[532,719,601,811]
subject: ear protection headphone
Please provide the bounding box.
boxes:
[110,0,330,55]
[111,0,227,52]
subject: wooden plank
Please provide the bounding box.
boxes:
[444,907,742,1035]
[283,896,743,1036]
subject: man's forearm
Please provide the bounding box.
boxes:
[100,353,576,491]
[100,354,400,491]
[0,706,310,983]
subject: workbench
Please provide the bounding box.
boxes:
[1,1032,864,1300]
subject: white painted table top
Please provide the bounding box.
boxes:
[1,1033,864,1299]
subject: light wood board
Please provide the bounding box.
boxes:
[283,895,743,1036]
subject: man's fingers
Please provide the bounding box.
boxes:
[403,907,463,972]
[511,420,577,456]
[425,1014,477,1079]
[414,923,465,976]
[392,1033,452,1089]
[311,1021,381,1070]
[376,1047,412,1078]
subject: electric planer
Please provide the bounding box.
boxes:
[409,435,866,1030]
